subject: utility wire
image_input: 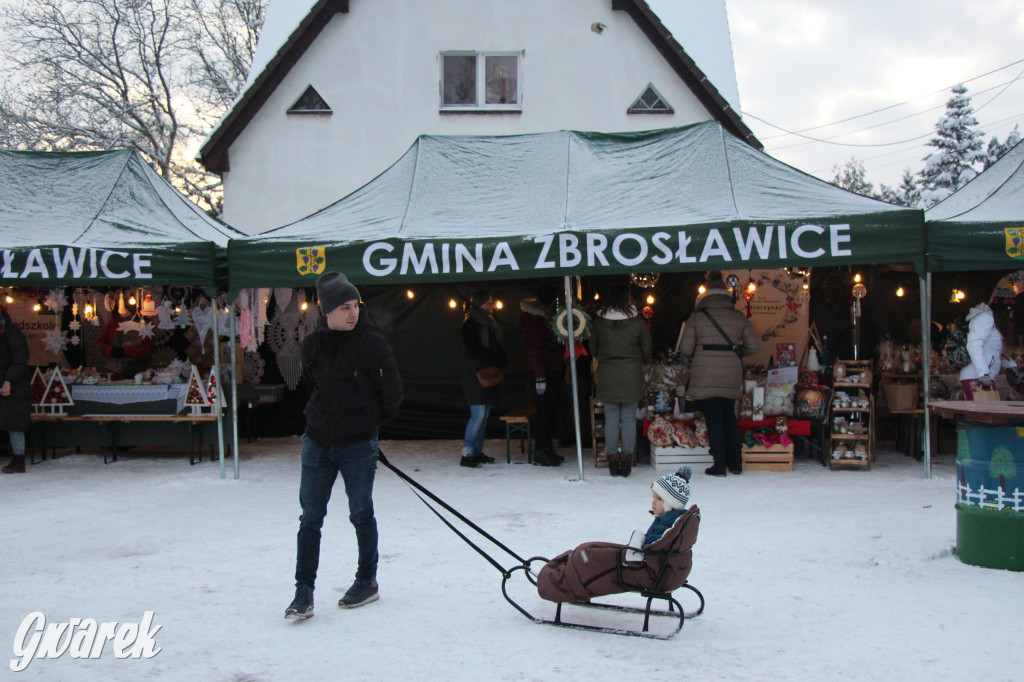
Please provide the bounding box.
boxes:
[755,57,1024,141]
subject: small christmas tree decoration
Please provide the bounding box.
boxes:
[30,368,48,413]
[185,364,210,415]
[40,367,74,415]
[205,369,225,414]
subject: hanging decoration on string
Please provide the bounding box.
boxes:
[629,273,659,289]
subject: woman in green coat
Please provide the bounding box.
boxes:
[590,285,652,477]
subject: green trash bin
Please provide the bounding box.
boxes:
[955,424,1024,571]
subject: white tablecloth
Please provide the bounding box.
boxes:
[70,384,190,413]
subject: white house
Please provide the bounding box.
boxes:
[201,0,760,235]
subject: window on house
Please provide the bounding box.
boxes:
[288,86,332,114]
[628,84,673,114]
[441,52,521,111]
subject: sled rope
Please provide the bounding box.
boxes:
[377,451,530,575]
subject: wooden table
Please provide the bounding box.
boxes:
[31,413,226,465]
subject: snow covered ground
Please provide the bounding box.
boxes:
[1,438,1021,681]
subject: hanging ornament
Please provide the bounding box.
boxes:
[550,304,591,341]
[118,292,129,316]
[140,294,157,318]
[104,293,117,312]
[156,300,176,330]
[44,288,68,313]
[43,329,68,353]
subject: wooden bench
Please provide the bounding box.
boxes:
[499,404,536,464]
[30,414,224,465]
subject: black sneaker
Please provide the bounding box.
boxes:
[705,466,727,477]
[285,585,314,619]
[728,467,742,475]
[473,453,496,464]
[460,456,481,468]
[532,450,561,467]
[339,578,379,609]
[608,460,621,476]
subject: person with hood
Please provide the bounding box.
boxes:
[959,302,1004,399]
[460,291,508,468]
[0,309,31,474]
[590,284,651,477]
[285,272,403,620]
[519,286,565,467]
[679,271,760,477]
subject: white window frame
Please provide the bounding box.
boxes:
[439,51,522,112]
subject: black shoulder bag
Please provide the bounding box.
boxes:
[700,309,742,357]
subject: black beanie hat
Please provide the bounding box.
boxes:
[470,291,491,309]
[316,272,360,313]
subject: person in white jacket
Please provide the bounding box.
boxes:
[959,303,1003,399]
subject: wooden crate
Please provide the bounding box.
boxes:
[741,443,795,472]
[652,446,712,471]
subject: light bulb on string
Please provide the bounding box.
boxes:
[448,299,458,309]
[406,289,415,300]
[494,300,503,310]
[300,301,309,312]
[853,273,862,284]
[896,287,905,298]
[698,285,706,295]
[646,294,655,305]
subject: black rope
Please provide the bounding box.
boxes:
[377,451,530,573]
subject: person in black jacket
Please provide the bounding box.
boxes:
[0,310,31,474]
[285,272,403,620]
[459,291,508,468]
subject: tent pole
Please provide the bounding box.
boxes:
[564,276,584,481]
[920,272,932,479]
[229,302,240,480]
[212,304,226,480]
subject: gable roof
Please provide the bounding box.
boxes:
[0,149,243,286]
[925,137,1024,272]
[227,122,921,289]
[199,0,760,173]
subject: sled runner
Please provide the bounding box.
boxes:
[378,452,704,639]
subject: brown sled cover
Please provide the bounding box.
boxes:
[536,505,700,603]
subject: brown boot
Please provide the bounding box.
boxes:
[2,455,26,474]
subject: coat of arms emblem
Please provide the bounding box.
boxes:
[296,246,326,275]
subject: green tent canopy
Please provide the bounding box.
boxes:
[925,137,1024,272]
[230,122,924,289]
[0,149,243,287]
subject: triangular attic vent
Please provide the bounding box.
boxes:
[288,86,332,114]
[628,84,673,114]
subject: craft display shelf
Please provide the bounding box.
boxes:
[830,359,874,470]
[591,397,606,467]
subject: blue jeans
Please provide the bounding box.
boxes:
[462,404,492,457]
[9,432,25,455]
[295,434,379,589]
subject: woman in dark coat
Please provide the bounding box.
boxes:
[460,291,508,468]
[0,310,32,473]
[590,284,652,477]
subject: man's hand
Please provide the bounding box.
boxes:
[535,378,547,396]
[1,381,10,397]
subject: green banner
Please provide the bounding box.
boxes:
[230,213,925,288]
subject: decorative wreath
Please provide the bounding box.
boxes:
[550,304,591,341]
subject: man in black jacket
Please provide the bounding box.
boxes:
[285,272,403,619]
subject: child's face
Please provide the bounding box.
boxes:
[651,491,666,516]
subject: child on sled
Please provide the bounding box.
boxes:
[537,467,695,603]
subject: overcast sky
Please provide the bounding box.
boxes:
[715,0,1024,188]
[3,1,1023,192]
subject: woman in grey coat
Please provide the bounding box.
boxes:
[678,271,760,477]
[590,285,652,477]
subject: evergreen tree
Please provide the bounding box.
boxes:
[984,125,1021,169]
[918,84,986,208]
[830,157,877,198]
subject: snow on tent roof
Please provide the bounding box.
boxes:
[0,149,243,287]
[925,138,1024,272]
[230,121,924,288]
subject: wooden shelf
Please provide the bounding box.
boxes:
[830,359,874,470]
